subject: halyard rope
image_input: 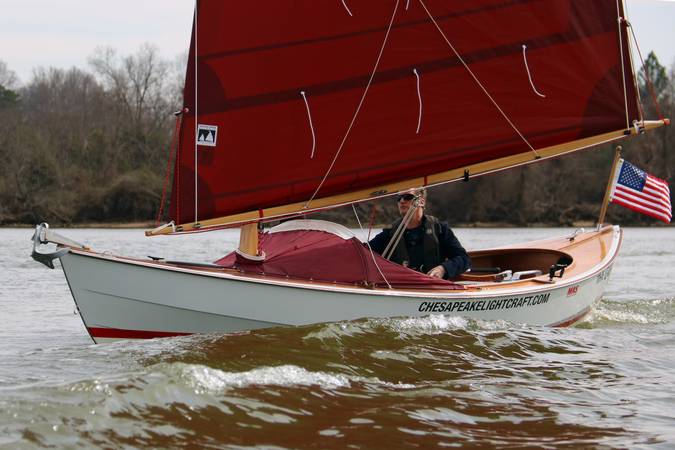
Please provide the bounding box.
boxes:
[305,0,400,208]
[194,0,199,223]
[626,20,664,120]
[616,0,631,130]
[417,0,540,158]
[155,114,183,226]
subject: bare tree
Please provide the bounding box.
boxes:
[169,51,188,109]
[0,60,18,88]
[89,44,170,129]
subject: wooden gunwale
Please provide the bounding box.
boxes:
[75,225,617,296]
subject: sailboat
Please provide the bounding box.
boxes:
[32,1,668,343]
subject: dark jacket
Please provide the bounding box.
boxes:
[368,215,470,279]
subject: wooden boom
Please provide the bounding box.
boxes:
[146,120,668,236]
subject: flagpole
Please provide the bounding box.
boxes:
[597,146,623,226]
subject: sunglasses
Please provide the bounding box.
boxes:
[397,194,415,202]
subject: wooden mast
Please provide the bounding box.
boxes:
[238,223,260,258]
[597,146,623,226]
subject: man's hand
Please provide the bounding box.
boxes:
[427,265,446,279]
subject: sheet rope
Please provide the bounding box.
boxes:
[352,205,392,289]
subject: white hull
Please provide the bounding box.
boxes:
[53,226,621,343]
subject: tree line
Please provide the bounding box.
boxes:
[0,46,184,225]
[0,49,672,227]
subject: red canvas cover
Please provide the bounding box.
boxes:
[215,229,463,290]
[170,1,639,225]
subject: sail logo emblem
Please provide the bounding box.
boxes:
[567,285,579,297]
[197,124,218,147]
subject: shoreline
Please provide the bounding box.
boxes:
[3,220,670,229]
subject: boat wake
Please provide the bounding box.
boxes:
[170,363,416,393]
[4,301,673,449]
[588,297,675,325]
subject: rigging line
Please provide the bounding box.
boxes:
[305,0,400,209]
[626,23,646,124]
[406,0,411,11]
[194,0,199,223]
[341,0,353,17]
[621,0,645,122]
[413,68,422,134]
[367,204,377,241]
[382,196,419,260]
[382,201,417,260]
[176,113,182,222]
[616,0,630,130]
[300,91,317,158]
[417,0,540,158]
[155,114,182,226]
[627,21,664,121]
[628,27,646,125]
[621,0,645,123]
[352,204,392,289]
[521,45,546,98]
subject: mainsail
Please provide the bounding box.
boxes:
[159,0,652,235]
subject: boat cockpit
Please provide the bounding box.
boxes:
[456,248,573,283]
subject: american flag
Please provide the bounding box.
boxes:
[610,159,672,223]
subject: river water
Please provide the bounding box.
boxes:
[1,227,674,449]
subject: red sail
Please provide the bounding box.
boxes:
[169,0,639,226]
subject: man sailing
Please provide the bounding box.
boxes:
[369,189,470,279]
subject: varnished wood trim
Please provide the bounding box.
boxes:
[147,121,667,236]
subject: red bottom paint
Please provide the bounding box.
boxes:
[88,327,192,340]
[88,305,593,341]
[551,307,591,328]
